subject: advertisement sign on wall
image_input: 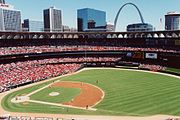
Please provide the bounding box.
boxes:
[133,52,144,59]
[175,40,180,46]
[145,53,157,59]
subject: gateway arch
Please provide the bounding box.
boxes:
[114,3,145,31]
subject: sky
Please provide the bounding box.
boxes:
[6,0,180,31]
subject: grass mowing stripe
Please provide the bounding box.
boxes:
[165,68,180,74]
[108,90,180,109]
[2,69,180,116]
[100,91,180,114]
[134,100,180,115]
[104,88,179,106]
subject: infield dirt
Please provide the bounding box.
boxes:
[52,81,104,108]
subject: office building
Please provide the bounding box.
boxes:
[127,23,153,32]
[23,19,44,32]
[0,1,21,32]
[62,25,77,32]
[43,7,62,32]
[106,22,114,32]
[165,12,180,30]
[77,8,106,32]
[0,0,5,4]
[62,25,70,32]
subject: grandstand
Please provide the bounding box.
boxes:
[0,57,120,93]
[0,32,180,93]
[0,31,180,120]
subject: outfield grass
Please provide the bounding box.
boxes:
[165,67,180,74]
[2,68,180,116]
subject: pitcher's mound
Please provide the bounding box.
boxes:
[49,92,60,96]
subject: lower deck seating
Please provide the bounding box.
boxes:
[0,57,120,93]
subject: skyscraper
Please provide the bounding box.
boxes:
[43,7,62,32]
[77,8,106,32]
[165,12,180,30]
[0,0,5,4]
[23,19,44,32]
[0,1,21,32]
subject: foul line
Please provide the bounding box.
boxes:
[27,99,97,111]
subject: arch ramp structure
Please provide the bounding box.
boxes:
[114,2,145,31]
[0,30,180,39]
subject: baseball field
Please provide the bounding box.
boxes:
[1,68,180,116]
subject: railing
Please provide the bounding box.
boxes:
[0,30,180,39]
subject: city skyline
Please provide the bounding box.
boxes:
[6,0,180,31]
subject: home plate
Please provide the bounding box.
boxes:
[11,96,29,103]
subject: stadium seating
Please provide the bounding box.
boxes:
[0,45,178,56]
[0,57,120,93]
[0,61,81,93]
[0,115,89,120]
[139,64,166,71]
[0,38,178,93]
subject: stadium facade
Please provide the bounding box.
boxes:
[43,6,62,32]
[77,8,106,32]
[0,2,21,32]
[165,12,180,30]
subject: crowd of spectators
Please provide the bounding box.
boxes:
[0,114,179,120]
[0,62,81,93]
[0,115,83,120]
[0,45,178,56]
[139,64,166,71]
[0,57,119,93]
[166,118,180,120]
